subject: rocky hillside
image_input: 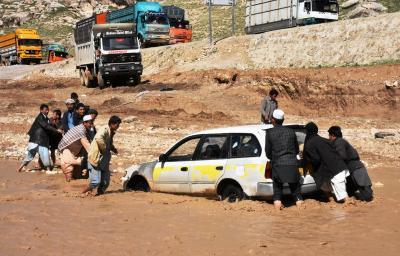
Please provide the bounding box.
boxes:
[0,0,399,52]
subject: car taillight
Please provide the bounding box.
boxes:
[265,162,272,179]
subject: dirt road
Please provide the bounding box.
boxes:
[0,65,45,80]
[0,160,399,256]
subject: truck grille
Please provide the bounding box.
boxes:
[102,53,141,63]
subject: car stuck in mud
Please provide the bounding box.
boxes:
[122,124,317,202]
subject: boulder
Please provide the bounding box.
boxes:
[362,2,388,12]
[374,132,396,139]
[342,0,360,9]
[348,6,375,19]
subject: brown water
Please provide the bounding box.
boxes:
[1,161,399,255]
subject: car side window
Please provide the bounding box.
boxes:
[231,134,261,158]
[197,135,229,160]
[167,137,201,162]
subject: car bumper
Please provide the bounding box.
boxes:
[256,182,317,198]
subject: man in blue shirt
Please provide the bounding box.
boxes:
[62,99,75,133]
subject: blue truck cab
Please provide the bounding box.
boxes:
[107,2,170,46]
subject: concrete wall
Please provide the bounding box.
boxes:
[142,12,400,74]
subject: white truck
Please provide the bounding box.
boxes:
[74,15,143,89]
[245,0,339,34]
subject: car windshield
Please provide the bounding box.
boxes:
[102,37,138,51]
[18,39,41,46]
[146,14,169,25]
[312,0,338,13]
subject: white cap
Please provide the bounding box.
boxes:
[65,99,75,104]
[272,109,284,120]
[83,115,93,122]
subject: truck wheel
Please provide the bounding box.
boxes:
[129,75,141,87]
[97,72,105,89]
[139,35,145,48]
[79,70,86,87]
[84,69,95,88]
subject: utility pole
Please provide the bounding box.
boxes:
[231,0,235,36]
[208,0,213,45]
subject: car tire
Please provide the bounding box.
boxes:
[220,184,244,203]
[129,176,150,192]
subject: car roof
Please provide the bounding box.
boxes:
[191,124,305,136]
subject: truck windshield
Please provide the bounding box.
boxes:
[102,37,138,51]
[18,39,42,46]
[145,14,169,25]
[169,19,190,29]
[312,0,338,13]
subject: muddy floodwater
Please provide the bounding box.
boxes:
[0,161,399,256]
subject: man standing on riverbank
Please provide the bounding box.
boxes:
[261,89,278,124]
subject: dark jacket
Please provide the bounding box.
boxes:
[333,138,372,186]
[61,110,74,133]
[49,119,63,150]
[333,138,363,171]
[73,112,83,126]
[303,134,348,188]
[27,113,59,148]
[266,125,300,183]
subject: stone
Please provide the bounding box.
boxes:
[342,0,360,9]
[123,116,138,123]
[374,132,395,139]
[362,2,387,12]
[384,80,399,89]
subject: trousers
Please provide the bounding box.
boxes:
[22,142,51,168]
[88,162,110,194]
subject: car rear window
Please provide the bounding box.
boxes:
[230,134,261,158]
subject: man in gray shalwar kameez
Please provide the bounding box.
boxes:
[260,89,278,124]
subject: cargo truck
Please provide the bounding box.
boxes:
[74,13,143,88]
[41,43,68,63]
[245,0,339,34]
[107,2,170,47]
[0,29,42,65]
[162,5,192,44]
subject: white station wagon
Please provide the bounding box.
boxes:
[122,124,316,202]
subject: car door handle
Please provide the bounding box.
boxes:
[181,167,188,172]
[216,166,224,171]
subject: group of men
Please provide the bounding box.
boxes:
[17,92,122,196]
[262,89,373,210]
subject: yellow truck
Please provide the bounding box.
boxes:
[0,29,42,65]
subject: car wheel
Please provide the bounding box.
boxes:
[220,184,244,203]
[128,176,150,192]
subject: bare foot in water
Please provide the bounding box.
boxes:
[16,165,26,173]
[296,200,305,210]
[274,200,283,211]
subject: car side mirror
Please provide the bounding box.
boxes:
[159,154,167,163]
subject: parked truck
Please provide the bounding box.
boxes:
[74,13,143,88]
[0,29,42,65]
[245,0,339,34]
[107,2,170,47]
[41,43,68,63]
[162,5,192,44]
